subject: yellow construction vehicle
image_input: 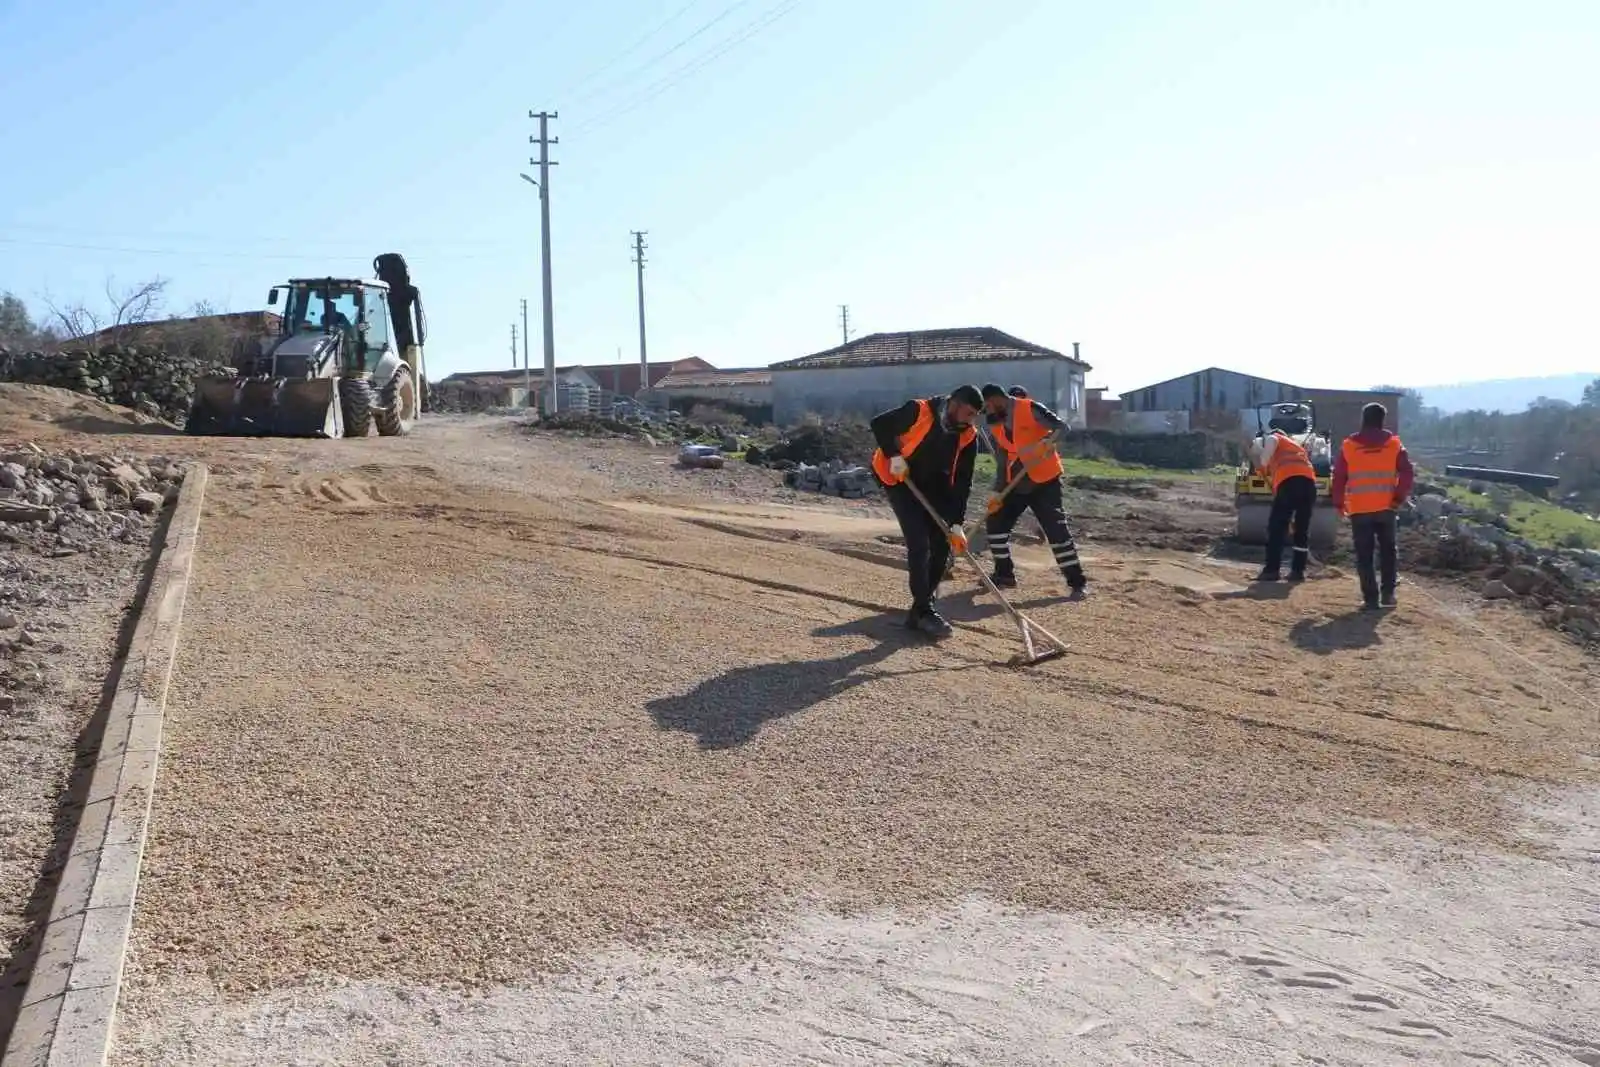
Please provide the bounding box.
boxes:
[1234,401,1338,549]
[185,253,426,437]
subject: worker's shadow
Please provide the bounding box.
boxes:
[936,587,1073,622]
[646,618,980,750]
[1289,610,1383,654]
[1215,580,1294,601]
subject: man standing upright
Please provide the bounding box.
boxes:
[870,385,983,637]
[979,383,1089,599]
[1331,402,1414,610]
[1249,417,1320,583]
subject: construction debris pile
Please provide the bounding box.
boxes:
[746,422,878,469]
[781,461,876,499]
[0,346,231,424]
[1403,490,1599,644]
[678,443,725,470]
[0,444,187,557]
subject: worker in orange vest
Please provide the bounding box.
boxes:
[979,383,1088,599]
[870,385,983,637]
[1331,402,1414,610]
[1249,423,1320,583]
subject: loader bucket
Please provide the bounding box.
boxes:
[183,376,248,435]
[269,378,341,437]
[183,376,340,437]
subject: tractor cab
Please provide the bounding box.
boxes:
[269,279,394,376]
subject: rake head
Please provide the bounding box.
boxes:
[1006,645,1069,669]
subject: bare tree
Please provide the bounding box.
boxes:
[38,275,169,348]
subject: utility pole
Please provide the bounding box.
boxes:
[632,230,648,405]
[520,297,531,408]
[839,304,852,344]
[526,110,559,414]
[510,322,518,363]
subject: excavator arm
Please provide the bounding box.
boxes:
[374,253,427,411]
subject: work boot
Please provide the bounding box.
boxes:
[905,607,953,638]
[1253,568,1281,583]
[990,569,1017,589]
[1360,599,1381,612]
[1380,588,1397,609]
[1287,568,1306,583]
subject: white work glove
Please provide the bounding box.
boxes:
[948,523,969,555]
[888,455,909,478]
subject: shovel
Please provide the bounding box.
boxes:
[901,479,1070,668]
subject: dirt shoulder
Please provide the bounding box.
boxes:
[0,406,190,1045]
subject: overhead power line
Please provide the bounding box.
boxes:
[0,232,517,259]
[552,0,704,103]
[569,0,804,138]
[566,0,757,111]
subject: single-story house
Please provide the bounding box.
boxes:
[768,327,1092,428]
[654,367,773,406]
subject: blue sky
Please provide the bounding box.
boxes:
[1,0,1596,396]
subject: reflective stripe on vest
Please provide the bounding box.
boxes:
[1266,432,1315,492]
[990,399,1063,483]
[1341,434,1403,514]
[871,399,976,486]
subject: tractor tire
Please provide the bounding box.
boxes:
[375,366,415,437]
[339,377,374,438]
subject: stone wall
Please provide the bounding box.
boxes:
[0,345,232,425]
[1061,429,1234,470]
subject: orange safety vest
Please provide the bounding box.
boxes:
[1263,431,1316,492]
[871,399,977,487]
[990,399,1063,484]
[1341,434,1403,514]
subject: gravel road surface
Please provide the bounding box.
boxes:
[22,413,1590,1065]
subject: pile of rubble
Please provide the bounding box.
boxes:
[0,444,187,558]
[0,345,231,424]
[749,422,878,469]
[782,461,876,499]
[677,443,725,470]
[1403,490,1599,645]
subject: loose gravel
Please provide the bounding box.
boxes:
[105,416,1598,1005]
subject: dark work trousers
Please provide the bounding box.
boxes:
[885,482,951,612]
[985,478,1087,588]
[1350,509,1399,604]
[1264,475,1318,576]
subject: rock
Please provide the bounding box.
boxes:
[1482,579,1515,600]
[1502,564,1545,597]
[15,628,38,646]
[0,694,14,713]
[0,609,16,628]
[0,502,50,523]
[106,464,143,497]
[1414,493,1449,521]
[131,491,164,515]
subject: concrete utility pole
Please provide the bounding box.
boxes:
[632,230,648,403]
[520,297,531,407]
[839,304,851,344]
[510,322,518,363]
[525,109,559,414]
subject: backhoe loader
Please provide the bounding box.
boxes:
[185,252,426,437]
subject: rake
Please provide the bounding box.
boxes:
[902,479,1070,668]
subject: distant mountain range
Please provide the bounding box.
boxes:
[1396,373,1597,414]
